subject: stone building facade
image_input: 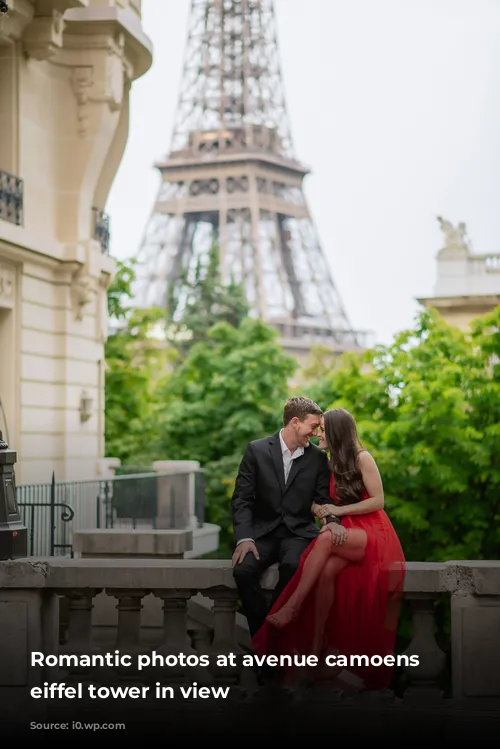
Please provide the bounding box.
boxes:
[419,216,500,330]
[0,1,152,483]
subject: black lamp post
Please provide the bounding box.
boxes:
[0,430,27,559]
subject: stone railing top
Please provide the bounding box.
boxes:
[0,559,499,595]
[443,560,500,596]
[72,528,194,557]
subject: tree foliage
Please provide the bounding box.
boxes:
[167,242,249,358]
[154,318,297,551]
[104,260,170,465]
[307,306,500,561]
[104,254,500,564]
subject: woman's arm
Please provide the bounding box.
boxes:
[335,451,384,516]
[314,451,384,518]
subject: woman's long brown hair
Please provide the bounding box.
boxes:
[323,408,365,504]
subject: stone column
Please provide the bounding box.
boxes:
[152,461,201,530]
[203,586,242,687]
[151,589,194,684]
[401,593,447,703]
[447,561,500,702]
[108,589,148,680]
[58,588,101,680]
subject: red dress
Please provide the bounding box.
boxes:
[251,475,406,690]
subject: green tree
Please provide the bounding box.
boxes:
[294,343,341,389]
[154,317,297,553]
[104,259,170,465]
[307,306,500,562]
[167,242,249,357]
[107,258,135,322]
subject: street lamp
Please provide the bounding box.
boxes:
[0,430,28,559]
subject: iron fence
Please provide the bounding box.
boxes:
[16,468,205,557]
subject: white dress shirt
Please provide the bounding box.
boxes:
[279,429,304,482]
[236,430,306,546]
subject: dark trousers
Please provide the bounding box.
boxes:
[233,523,314,638]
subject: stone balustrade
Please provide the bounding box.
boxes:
[0,558,499,737]
[434,249,500,299]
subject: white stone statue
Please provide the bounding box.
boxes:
[437,216,469,253]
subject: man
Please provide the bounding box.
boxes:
[231,396,347,642]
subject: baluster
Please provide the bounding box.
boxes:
[58,588,101,681]
[203,586,242,687]
[41,590,62,686]
[401,593,447,703]
[107,589,148,680]
[151,589,194,684]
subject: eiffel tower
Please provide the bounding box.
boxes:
[133,0,367,358]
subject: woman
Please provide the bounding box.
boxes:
[251,408,406,691]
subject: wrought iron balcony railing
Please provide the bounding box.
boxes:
[92,206,110,254]
[0,169,23,226]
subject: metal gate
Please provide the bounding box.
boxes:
[16,469,206,557]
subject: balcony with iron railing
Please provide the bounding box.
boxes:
[0,170,111,256]
[0,169,23,226]
[92,207,111,255]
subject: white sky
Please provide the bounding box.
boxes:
[106,0,500,345]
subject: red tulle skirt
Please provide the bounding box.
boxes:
[251,509,406,690]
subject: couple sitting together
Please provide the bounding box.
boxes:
[231,396,406,691]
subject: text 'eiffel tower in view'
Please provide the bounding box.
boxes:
[133,0,367,361]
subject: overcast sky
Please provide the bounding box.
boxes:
[106,0,500,346]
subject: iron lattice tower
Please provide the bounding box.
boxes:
[134,0,366,356]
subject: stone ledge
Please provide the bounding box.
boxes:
[72,528,193,559]
[261,561,448,593]
[0,560,50,588]
[1,559,496,595]
[445,561,500,596]
[8,561,264,592]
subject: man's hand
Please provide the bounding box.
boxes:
[231,540,260,567]
[320,523,347,545]
[312,503,335,520]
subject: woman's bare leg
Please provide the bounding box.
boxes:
[309,555,348,657]
[267,528,367,628]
